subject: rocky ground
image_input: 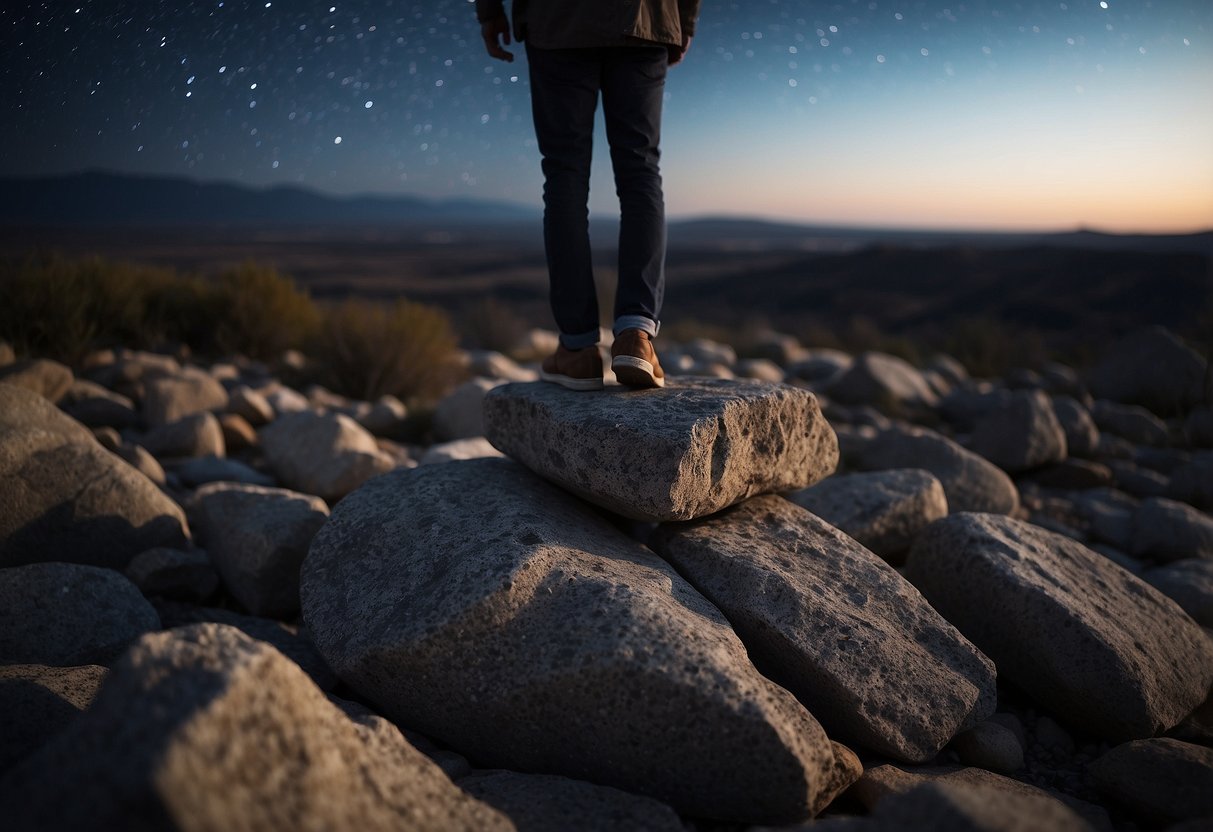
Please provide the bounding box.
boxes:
[1,324,1211,831]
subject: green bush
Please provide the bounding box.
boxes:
[315,298,463,403]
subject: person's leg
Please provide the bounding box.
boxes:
[526,44,603,350]
[601,46,668,341]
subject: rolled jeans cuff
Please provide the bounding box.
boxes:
[613,315,660,339]
[559,328,601,350]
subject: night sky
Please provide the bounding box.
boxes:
[3,1,1211,231]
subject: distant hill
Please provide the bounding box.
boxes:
[0,170,537,226]
[2,171,1209,257]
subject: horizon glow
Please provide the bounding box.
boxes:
[2,1,1210,233]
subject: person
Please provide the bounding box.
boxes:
[475,0,700,390]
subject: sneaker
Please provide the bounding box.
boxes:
[540,344,604,391]
[611,329,665,389]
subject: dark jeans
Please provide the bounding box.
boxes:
[526,43,668,349]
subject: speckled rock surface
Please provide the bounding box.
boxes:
[458,770,684,832]
[653,495,996,762]
[0,664,107,772]
[0,624,512,832]
[850,425,1019,515]
[906,513,1213,740]
[785,468,947,560]
[192,482,329,617]
[302,459,840,824]
[0,562,160,666]
[0,384,189,569]
[259,410,396,503]
[968,389,1067,473]
[483,378,838,522]
[1090,738,1213,824]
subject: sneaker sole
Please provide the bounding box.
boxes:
[540,370,604,391]
[612,355,665,389]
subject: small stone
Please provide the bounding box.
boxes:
[459,770,685,832]
[948,721,1025,774]
[1033,716,1077,757]
[259,410,396,502]
[1052,396,1101,458]
[123,547,219,602]
[484,378,839,523]
[466,350,539,383]
[786,349,852,385]
[1143,559,1213,627]
[0,562,160,666]
[968,389,1067,473]
[433,377,504,440]
[58,380,139,429]
[112,442,167,486]
[227,385,275,426]
[0,358,73,403]
[142,366,229,427]
[734,358,787,383]
[1092,400,1170,447]
[851,425,1020,515]
[140,412,226,460]
[91,426,123,451]
[1090,738,1213,824]
[170,455,275,488]
[1021,459,1114,491]
[870,780,1094,832]
[785,468,947,562]
[357,394,409,436]
[192,482,329,617]
[418,436,505,465]
[1106,460,1171,498]
[1130,497,1213,562]
[218,412,258,451]
[825,351,939,412]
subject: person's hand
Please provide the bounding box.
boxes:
[481,13,514,62]
[669,34,692,65]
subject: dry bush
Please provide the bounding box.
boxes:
[209,262,320,361]
[463,297,528,354]
[0,254,184,364]
[316,298,463,403]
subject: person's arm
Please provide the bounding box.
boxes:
[670,0,701,65]
[476,0,514,63]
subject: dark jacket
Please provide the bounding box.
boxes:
[475,0,700,49]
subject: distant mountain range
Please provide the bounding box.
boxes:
[0,170,537,226]
[1,170,1210,255]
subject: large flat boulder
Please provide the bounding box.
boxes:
[785,468,947,561]
[850,425,1019,515]
[259,410,396,502]
[0,624,512,832]
[906,513,1213,740]
[483,378,838,523]
[0,562,160,666]
[302,459,846,824]
[652,495,996,762]
[192,482,329,617]
[0,384,189,569]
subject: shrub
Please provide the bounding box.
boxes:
[315,298,463,403]
[208,262,321,361]
[463,297,528,354]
